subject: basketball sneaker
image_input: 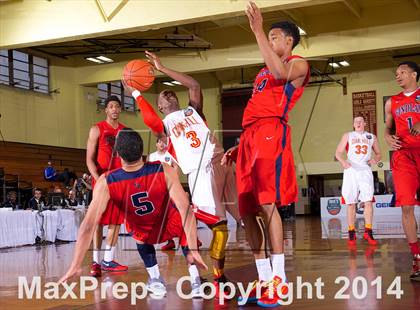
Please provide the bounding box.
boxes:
[410,254,420,281]
[147,277,167,297]
[101,260,128,272]
[237,280,267,305]
[161,239,176,251]
[256,276,288,308]
[90,262,102,277]
[363,229,378,245]
[348,230,357,246]
[214,274,233,300]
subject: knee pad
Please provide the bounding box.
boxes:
[209,222,228,260]
[136,243,157,268]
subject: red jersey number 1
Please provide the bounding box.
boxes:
[407,117,413,130]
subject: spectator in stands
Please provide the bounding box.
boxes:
[73,173,92,206]
[2,191,21,210]
[66,190,78,207]
[27,188,45,210]
[43,161,77,187]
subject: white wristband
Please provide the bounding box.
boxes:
[132,90,141,99]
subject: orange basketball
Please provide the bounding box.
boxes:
[122,60,155,92]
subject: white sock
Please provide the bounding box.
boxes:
[93,250,100,264]
[188,264,200,283]
[255,258,272,282]
[146,264,160,279]
[271,254,286,281]
[103,245,116,262]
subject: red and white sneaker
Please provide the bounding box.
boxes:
[161,239,176,251]
[363,229,378,245]
[347,230,357,247]
[101,260,128,272]
[410,254,420,281]
[256,276,288,308]
[90,262,102,277]
[237,280,267,305]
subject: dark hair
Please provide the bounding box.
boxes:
[270,21,300,49]
[398,61,420,82]
[115,128,143,163]
[104,95,121,108]
[34,188,42,193]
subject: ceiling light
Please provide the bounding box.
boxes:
[298,27,306,36]
[86,57,103,64]
[97,55,114,63]
[162,82,174,86]
[339,60,350,67]
[171,81,182,85]
[328,62,340,68]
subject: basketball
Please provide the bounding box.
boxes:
[122,60,155,92]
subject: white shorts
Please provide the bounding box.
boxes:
[341,167,374,204]
[188,155,237,219]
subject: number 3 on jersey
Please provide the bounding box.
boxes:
[186,131,201,148]
[131,192,154,216]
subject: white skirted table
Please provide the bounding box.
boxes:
[0,208,87,248]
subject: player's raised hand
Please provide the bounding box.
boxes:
[410,121,420,136]
[221,145,239,166]
[385,133,402,150]
[121,78,139,96]
[245,1,264,34]
[145,51,164,71]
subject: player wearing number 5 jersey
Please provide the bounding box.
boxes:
[384,61,420,281]
[123,50,241,298]
[335,117,382,247]
[60,129,207,297]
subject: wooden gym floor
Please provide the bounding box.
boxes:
[0,216,419,310]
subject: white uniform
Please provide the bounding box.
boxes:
[341,131,375,204]
[162,106,237,219]
[148,151,176,166]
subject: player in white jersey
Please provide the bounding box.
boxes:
[335,116,382,246]
[148,136,177,167]
[124,51,240,298]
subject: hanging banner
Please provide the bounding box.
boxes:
[352,90,377,135]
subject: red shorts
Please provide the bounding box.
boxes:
[391,148,420,206]
[92,177,125,225]
[236,118,297,217]
[127,205,187,246]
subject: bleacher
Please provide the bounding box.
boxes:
[0,141,87,197]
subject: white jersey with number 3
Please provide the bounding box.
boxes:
[346,131,374,169]
[162,106,223,174]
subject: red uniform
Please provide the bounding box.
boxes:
[237,56,310,216]
[105,162,186,245]
[390,88,420,206]
[95,120,126,225]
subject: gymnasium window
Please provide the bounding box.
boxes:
[97,81,136,112]
[0,49,50,94]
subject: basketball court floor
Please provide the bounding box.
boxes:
[1,217,419,310]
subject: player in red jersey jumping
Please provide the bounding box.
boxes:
[86,95,127,276]
[384,61,420,281]
[222,2,310,307]
[61,128,207,297]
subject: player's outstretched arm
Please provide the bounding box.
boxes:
[335,133,351,169]
[59,175,110,283]
[145,51,203,113]
[384,98,401,150]
[245,1,308,84]
[122,81,165,138]
[86,126,101,181]
[162,163,208,270]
